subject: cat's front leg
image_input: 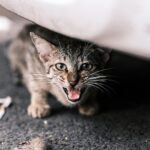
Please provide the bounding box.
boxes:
[28,90,51,118]
[78,93,99,116]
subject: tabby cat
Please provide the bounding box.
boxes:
[8,25,110,118]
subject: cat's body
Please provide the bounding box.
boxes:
[8,25,110,118]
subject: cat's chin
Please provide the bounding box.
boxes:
[63,87,85,104]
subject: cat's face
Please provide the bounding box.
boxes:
[30,32,110,105]
[45,53,97,103]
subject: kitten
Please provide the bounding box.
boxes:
[8,25,110,118]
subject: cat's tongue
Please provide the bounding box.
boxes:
[68,87,80,101]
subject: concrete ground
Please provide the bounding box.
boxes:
[0,42,150,150]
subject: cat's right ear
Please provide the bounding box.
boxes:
[30,32,57,62]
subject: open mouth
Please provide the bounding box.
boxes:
[63,87,85,102]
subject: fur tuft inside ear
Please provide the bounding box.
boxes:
[96,47,111,63]
[30,32,39,44]
[30,32,57,62]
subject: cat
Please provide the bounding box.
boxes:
[8,24,111,118]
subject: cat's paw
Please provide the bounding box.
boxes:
[27,103,51,118]
[78,105,99,116]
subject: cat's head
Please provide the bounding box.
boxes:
[30,32,111,105]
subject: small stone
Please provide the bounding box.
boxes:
[65,137,68,140]
[0,96,12,119]
[43,120,48,125]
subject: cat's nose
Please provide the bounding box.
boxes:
[69,80,78,86]
[68,72,79,86]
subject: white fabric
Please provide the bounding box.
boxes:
[0,0,150,58]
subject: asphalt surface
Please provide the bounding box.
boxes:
[0,43,150,150]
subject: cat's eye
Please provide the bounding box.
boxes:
[81,63,93,71]
[55,63,67,71]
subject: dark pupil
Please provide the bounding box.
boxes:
[83,64,89,69]
[59,64,65,69]
[82,63,91,70]
[56,63,66,71]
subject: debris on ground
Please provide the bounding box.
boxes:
[14,137,46,150]
[0,96,12,119]
[43,120,48,125]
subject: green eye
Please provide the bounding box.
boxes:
[81,63,93,71]
[55,63,67,71]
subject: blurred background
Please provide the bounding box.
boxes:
[0,6,30,44]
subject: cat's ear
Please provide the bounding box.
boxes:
[97,48,111,63]
[30,32,57,62]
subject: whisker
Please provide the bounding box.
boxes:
[89,68,114,77]
[87,79,113,97]
[89,74,118,80]
[103,78,119,84]
[98,68,114,72]
[88,78,118,84]
[92,82,112,97]
[31,74,47,77]
[31,73,46,75]
[88,76,107,80]
[30,77,47,81]
[86,83,105,93]
[88,79,107,83]
[99,82,117,95]
[88,70,103,76]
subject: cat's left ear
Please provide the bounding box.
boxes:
[97,48,111,63]
[30,32,57,62]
